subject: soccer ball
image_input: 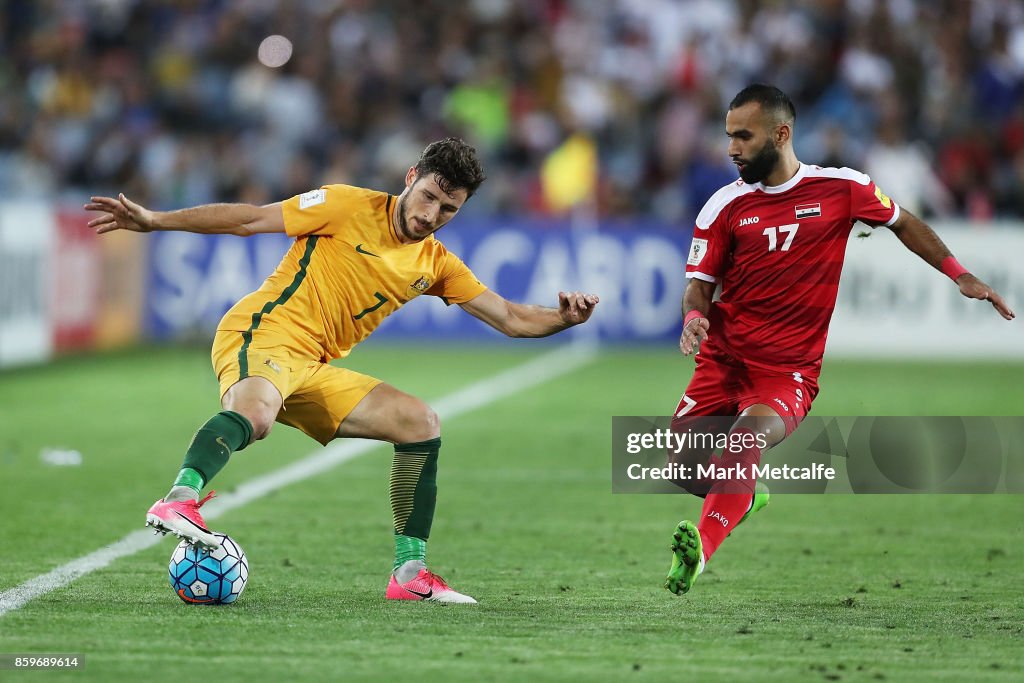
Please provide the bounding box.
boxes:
[168,533,248,604]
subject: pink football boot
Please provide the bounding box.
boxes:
[145,491,221,550]
[386,568,477,604]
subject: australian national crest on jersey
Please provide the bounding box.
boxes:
[407,275,432,298]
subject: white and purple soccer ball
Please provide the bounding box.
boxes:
[168,533,248,604]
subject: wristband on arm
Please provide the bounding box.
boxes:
[940,256,969,282]
[684,310,707,327]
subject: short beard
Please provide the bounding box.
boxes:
[739,140,780,185]
[395,192,413,241]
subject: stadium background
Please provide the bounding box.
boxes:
[1,1,1022,682]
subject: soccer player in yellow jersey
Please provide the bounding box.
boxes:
[86,138,599,603]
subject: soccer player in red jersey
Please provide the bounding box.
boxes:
[664,84,1015,595]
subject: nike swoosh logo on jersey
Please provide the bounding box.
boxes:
[355,244,380,257]
[405,586,433,599]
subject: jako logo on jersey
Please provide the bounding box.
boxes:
[410,276,431,293]
[707,511,729,527]
[739,216,760,226]
[794,203,821,219]
[773,397,791,412]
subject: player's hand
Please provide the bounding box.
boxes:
[956,274,1015,320]
[558,291,600,325]
[84,193,156,234]
[679,317,710,356]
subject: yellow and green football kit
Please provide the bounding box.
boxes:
[210,184,487,444]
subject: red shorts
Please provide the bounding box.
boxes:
[672,347,819,435]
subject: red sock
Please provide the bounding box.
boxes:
[696,428,761,562]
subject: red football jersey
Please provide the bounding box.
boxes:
[685,164,899,376]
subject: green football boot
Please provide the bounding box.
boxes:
[665,520,704,596]
[734,482,770,531]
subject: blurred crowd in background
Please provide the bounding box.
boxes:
[2,0,1024,224]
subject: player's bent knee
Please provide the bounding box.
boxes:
[735,406,788,448]
[398,400,440,443]
[223,403,276,442]
[248,413,276,441]
[222,379,282,442]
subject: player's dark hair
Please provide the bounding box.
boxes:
[414,137,486,198]
[729,84,796,124]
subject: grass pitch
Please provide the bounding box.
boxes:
[0,344,1021,682]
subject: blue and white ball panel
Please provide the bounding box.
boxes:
[168,532,248,604]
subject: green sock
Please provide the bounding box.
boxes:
[394,535,427,570]
[172,411,254,493]
[390,437,440,570]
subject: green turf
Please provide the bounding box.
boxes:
[0,345,1022,682]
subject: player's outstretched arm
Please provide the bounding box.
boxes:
[679,278,714,356]
[459,289,599,338]
[887,209,1015,320]
[84,194,286,236]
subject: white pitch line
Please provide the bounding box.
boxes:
[0,341,598,617]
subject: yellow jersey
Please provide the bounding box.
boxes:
[217,184,487,361]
